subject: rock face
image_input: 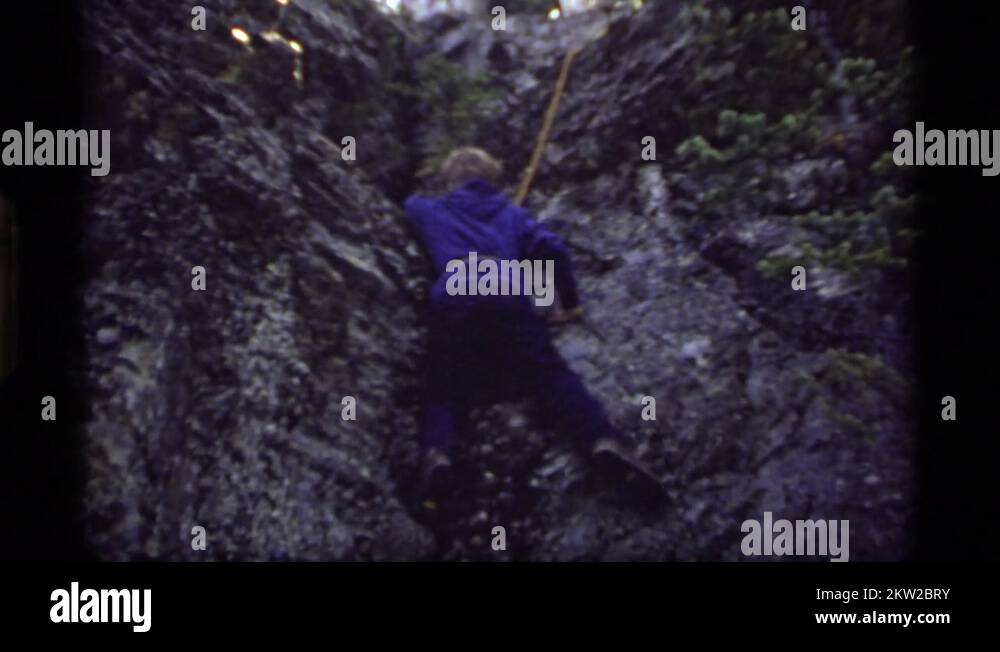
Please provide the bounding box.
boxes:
[79,0,432,560]
[77,0,915,560]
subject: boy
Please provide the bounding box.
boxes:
[404,147,661,502]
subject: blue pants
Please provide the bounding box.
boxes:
[419,301,619,455]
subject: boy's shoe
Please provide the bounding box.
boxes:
[413,448,454,509]
[591,437,667,502]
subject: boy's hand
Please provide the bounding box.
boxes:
[547,305,584,325]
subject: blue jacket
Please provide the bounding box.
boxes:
[405,180,580,310]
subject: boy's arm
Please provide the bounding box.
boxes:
[518,213,581,311]
[404,196,439,280]
[404,196,427,229]
[405,195,439,255]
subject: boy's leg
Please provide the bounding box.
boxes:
[419,308,476,456]
[501,311,619,447]
[497,310,667,500]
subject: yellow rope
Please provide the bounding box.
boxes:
[514,44,583,205]
[514,19,611,206]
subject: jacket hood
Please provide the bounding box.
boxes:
[442,179,509,222]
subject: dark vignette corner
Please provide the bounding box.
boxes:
[909,1,1000,561]
[0,1,93,560]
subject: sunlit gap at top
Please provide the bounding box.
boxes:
[372,1,620,20]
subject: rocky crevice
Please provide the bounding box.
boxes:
[76,0,915,560]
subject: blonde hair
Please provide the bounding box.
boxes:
[439,147,502,188]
